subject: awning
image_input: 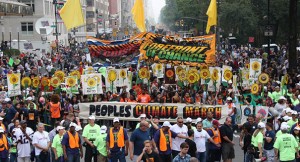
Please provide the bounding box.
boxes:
[0,0,33,16]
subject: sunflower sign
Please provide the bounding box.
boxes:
[7,73,21,97]
[65,76,79,94]
[241,68,250,89]
[81,74,98,95]
[105,68,118,92]
[207,67,221,92]
[118,69,128,87]
[164,67,176,84]
[222,65,232,83]
[175,65,188,81]
[249,58,262,80]
[152,63,164,79]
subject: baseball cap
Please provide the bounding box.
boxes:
[212,120,220,126]
[292,111,298,115]
[4,98,10,102]
[162,121,171,127]
[285,108,292,113]
[75,126,82,132]
[0,117,3,121]
[283,115,291,121]
[279,96,286,100]
[258,122,266,128]
[20,120,27,124]
[56,126,65,131]
[0,127,4,133]
[195,117,202,124]
[297,74,300,77]
[294,126,300,131]
[280,122,290,130]
[186,117,193,123]
[69,122,77,127]
[139,114,146,118]
[100,125,107,133]
[88,115,96,120]
[113,118,120,123]
[226,97,232,101]
[26,97,33,101]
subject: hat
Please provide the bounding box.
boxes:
[279,96,286,100]
[75,126,82,132]
[285,108,292,113]
[139,114,146,118]
[297,74,300,77]
[283,115,291,121]
[20,120,27,124]
[4,98,10,102]
[294,126,300,130]
[56,126,65,131]
[26,97,33,101]
[195,117,202,124]
[280,122,290,130]
[186,117,192,123]
[226,97,232,101]
[275,85,280,89]
[258,122,266,128]
[69,122,77,127]
[100,125,107,133]
[212,120,220,126]
[0,127,4,133]
[292,111,298,115]
[12,128,18,132]
[88,115,95,120]
[0,117,3,121]
[162,121,171,127]
[113,117,120,123]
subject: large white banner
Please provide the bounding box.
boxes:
[79,102,261,123]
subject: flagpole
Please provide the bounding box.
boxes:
[53,0,59,53]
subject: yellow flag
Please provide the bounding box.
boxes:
[131,0,146,32]
[206,0,217,34]
[60,0,85,31]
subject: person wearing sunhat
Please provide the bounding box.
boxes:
[274,122,299,161]
[82,115,100,162]
[61,122,83,162]
[154,121,188,162]
[106,117,129,162]
[51,126,65,162]
[94,125,108,162]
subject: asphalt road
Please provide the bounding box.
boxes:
[80,133,244,162]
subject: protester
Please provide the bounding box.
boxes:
[185,129,197,158]
[0,127,9,162]
[172,142,191,162]
[32,123,51,162]
[207,120,222,162]
[170,117,188,157]
[220,117,235,162]
[15,120,34,162]
[51,126,65,162]
[94,125,108,162]
[136,140,161,162]
[263,122,275,162]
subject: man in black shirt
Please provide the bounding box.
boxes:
[220,116,235,162]
[185,129,197,157]
[25,103,39,131]
[136,140,161,162]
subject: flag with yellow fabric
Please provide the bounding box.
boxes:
[131,0,146,32]
[59,0,85,30]
[206,0,217,34]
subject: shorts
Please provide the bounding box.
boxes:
[222,142,235,160]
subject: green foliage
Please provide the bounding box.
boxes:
[3,49,20,57]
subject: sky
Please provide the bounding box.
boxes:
[150,0,166,23]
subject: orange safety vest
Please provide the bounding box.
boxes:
[159,129,172,151]
[50,102,61,118]
[67,131,79,149]
[0,135,8,151]
[208,128,221,144]
[109,127,125,148]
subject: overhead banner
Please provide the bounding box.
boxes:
[79,102,262,123]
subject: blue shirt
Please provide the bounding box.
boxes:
[106,127,129,152]
[172,154,191,162]
[5,106,17,122]
[130,128,151,155]
[61,132,81,155]
[154,129,177,155]
[264,130,275,150]
[149,125,161,139]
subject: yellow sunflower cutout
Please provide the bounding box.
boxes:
[155,64,163,71]
[251,61,261,71]
[178,71,187,81]
[108,70,117,82]
[245,73,250,80]
[50,77,61,88]
[54,70,65,82]
[21,77,31,87]
[211,69,219,81]
[9,74,19,85]
[66,77,76,87]
[200,64,209,70]
[283,74,289,85]
[87,77,97,87]
[86,66,95,74]
[187,73,198,84]
[251,83,259,94]
[70,70,81,79]
[258,73,270,84]
[175,66,184,75]
[138,67,148,79]
[224,70,233,81]
[245,64,250,69]
[188,68,198,74]
[41,77,50,87]
[119,69,127,79]
[32,77,40,88]
[166,69,174,78]
[200,69,210,80]
[94,75,101,84]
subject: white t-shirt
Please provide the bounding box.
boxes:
[194,129,210,153]
[170,124,188,151]
[32,131,50,156]
[225,103,236,116]
[15,127,34,157]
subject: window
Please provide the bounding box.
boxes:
[86,11,95,18]
[20,0,35,13]
[86,0,94,7]
[21,22,34,35]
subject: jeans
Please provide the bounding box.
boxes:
[197,152,206,162]
[55,156,65,162]
[0,158,8,162]
[35,156,42,162]
[43,113,50,131]
[9,153,17,162]
[159,154,172,162]
[231,114,236,126]
[84,144,97,162]
[110,149,126,162]
[67,154,80,162]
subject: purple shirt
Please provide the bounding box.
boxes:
[154,129,177,155]
[61,132,81,155]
